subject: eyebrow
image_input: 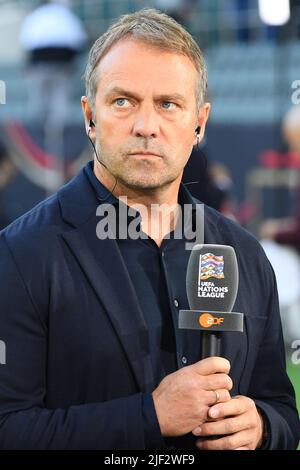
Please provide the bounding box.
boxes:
[105,86,186,103]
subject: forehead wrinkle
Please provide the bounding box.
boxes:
[94,43,197,107]
[96,53,196,90]
[104,84,186,102]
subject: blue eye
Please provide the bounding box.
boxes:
[115,98,128,107]
[162,101,175,110]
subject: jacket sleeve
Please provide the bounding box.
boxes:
[0,233,163,450]
[247,262,300,449]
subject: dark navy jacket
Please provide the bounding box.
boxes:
[0,165,299,449]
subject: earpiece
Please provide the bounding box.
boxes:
[85,118,118,199]
[195,126,201,146]
[89,119,95,130]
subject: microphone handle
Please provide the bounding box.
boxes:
[200,332,221,358]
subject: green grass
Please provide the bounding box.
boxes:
[287,360,300,450]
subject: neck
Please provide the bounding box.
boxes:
[93,159,182,247]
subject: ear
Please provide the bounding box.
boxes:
[81,96,96,138]
[194,102,211,146]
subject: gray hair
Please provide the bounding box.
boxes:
[84,8,207,114]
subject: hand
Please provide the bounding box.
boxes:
[192,395,264,450]
[152,357,232,437]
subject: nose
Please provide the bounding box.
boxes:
[132,103,159,138]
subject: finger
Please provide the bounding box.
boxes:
[208,395,247,420]
[202,389,231,407]
[208,389,231,406]
[196,430,252,450]
[193,357,231,376]
[193,414,247,437]
[199,373,233,392]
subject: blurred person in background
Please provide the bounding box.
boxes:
[19,0,87,129]
[19,0,87,189]
[260,105,300,346]
[260,105,300,252]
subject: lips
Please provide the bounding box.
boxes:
[129,151,161,157]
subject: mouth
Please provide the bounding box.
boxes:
[128,151,162,158]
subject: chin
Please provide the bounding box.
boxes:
[120,174,178,190]
[123,180,163,190]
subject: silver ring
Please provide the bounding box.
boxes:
[213,390,220,405]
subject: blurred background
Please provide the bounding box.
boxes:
[0,0,299,438]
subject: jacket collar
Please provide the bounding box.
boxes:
[57,165,154,392]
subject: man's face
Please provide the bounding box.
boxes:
[85,38,209,190]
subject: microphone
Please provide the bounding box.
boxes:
[179,244,244,358]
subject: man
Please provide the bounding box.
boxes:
[260,105,300,253]
[0,9,299,450]
[19,0,87,126]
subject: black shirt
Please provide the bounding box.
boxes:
[84,161,203,448]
